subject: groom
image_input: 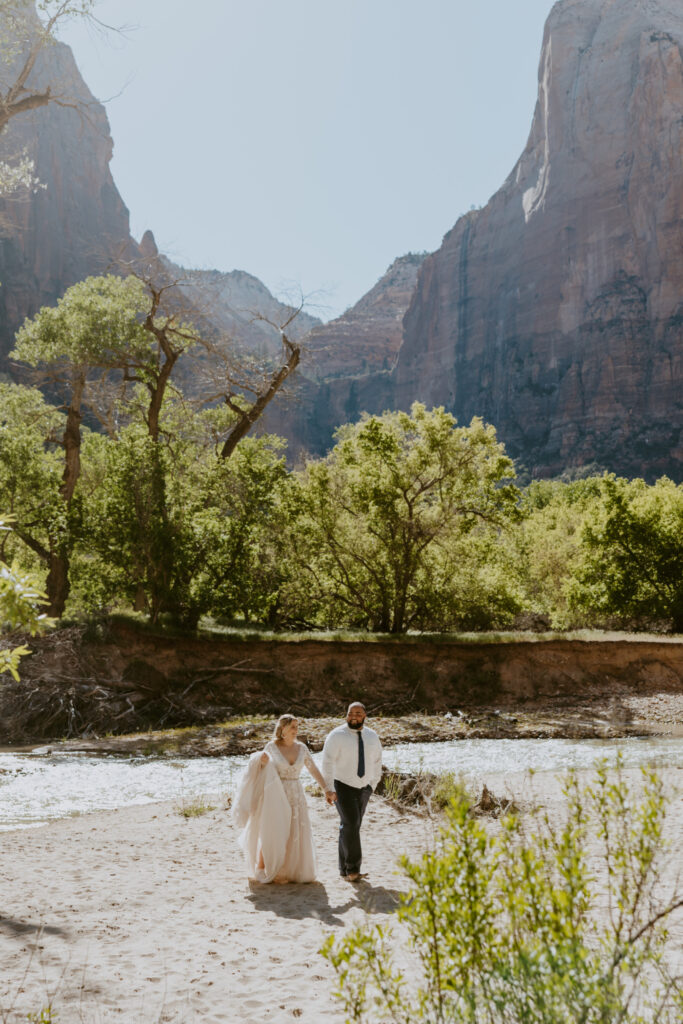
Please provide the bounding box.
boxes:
[322,702,383,882]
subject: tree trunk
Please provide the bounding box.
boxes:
[61,378,84,503]
[44,376,84,616]
[220,335,300,460]
[146,352,178,442]
[46,550,70,618]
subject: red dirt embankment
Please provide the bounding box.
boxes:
[2,621,682,746]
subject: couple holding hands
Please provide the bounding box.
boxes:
[232,703,382,883]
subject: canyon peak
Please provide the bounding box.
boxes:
[392,0,683,479]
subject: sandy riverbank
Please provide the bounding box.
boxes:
[1,768,682,1023]
[4,622,683,750]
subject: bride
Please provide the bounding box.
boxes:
[232,714,334,883]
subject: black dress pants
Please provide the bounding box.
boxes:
[334,779,372,876]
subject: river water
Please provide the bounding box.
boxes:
[1,736,682,832]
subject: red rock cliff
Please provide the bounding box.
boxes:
[262,255,423,456]
[394,0,683,479]
[0,19,139,360]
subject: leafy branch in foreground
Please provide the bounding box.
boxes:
[0,515,49,679]
[322,759,683,1023]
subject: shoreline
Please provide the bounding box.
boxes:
[16,693,683,759]
[3,622,683,750]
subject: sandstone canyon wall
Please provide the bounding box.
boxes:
[0,20,139,361]
[393,0,683,480]
[262,254,424,456]
[0,13,317,370]
[303,253,425,380]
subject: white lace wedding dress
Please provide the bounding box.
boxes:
[232,740,318,883]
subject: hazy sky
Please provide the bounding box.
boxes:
[59,0,556,320]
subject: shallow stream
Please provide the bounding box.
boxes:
[1,735,682,832]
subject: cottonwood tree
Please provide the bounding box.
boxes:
[285,404,519,633]
[88,269,303,624]
[506,475,606,629]
[0,515,48,679]
[10,275,155,614]
[568,475,683,632]
[9,269,307,623]
[193,305,302,461]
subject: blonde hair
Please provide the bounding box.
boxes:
[273,714,298,741]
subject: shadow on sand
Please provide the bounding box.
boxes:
[0,915,69,938]
[246,879,403,926]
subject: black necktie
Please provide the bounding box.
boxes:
[357,731,365,777]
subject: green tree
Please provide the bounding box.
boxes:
[323,761,683,1023]
[10,274,154,615]
[286,404,519,633]
[76,396,290,627]
[568,476,683,632]
[189,432,289,624]
[0,515,48,679]
[10,270,305,623]
[0,381,65,584]
[509,476,605,629]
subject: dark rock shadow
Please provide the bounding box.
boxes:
[246,880,403,925]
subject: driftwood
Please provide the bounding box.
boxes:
[0,622,300,743]
[0,676,224,743]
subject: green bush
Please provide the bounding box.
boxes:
[322,760,683,1023]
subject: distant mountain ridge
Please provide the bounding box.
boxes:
[301,253,426,380]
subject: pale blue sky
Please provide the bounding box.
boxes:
[59,0,555,319]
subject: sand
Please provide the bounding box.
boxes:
[1,769,682,1024]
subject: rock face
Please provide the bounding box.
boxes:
[262,255,424,456]
[0,23,139,361]
[0,16,319,367]
[303,253,426,380]
[393,0,683,480]
[159,251,321,357]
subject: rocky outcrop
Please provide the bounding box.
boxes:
[262,255,424,456]
[303,253,426,379]
[393,0,683,480]
[0,17,319,368]
[0,23,139,361]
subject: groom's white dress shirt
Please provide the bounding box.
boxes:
[322,724,383,792]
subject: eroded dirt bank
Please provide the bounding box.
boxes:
[1,620,682,750]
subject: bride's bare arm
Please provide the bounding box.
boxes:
[303,746,333,795]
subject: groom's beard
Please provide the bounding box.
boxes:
[347,721,364,730]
